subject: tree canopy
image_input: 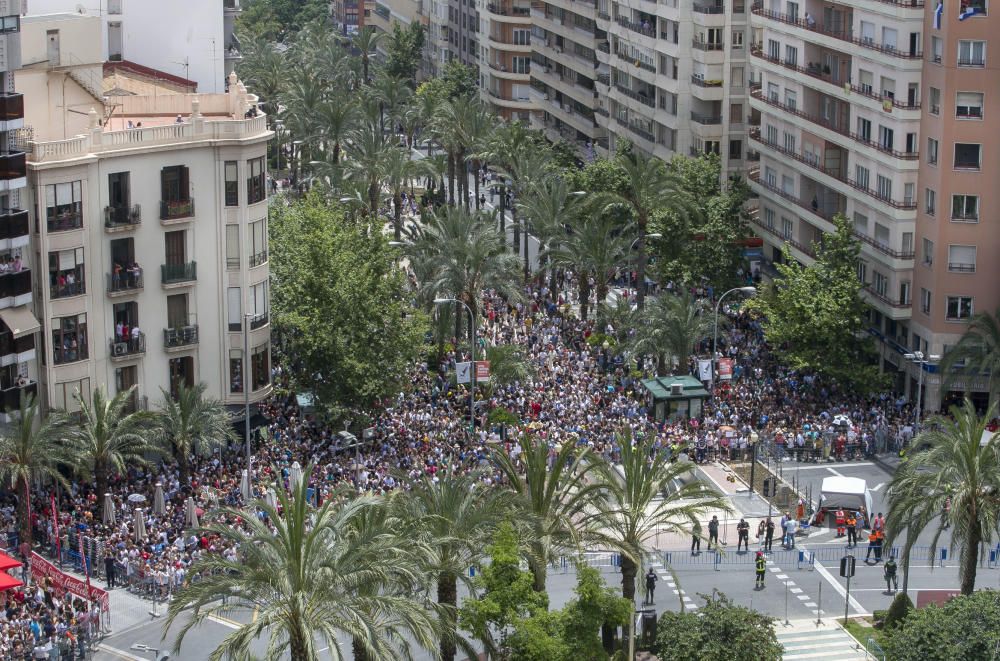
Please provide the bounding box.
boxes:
[384,22,425,83]
[883,590,1000,661]
[653,593,782,661]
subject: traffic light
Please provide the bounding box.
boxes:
[726,474,737,483]
[762,478,772,497]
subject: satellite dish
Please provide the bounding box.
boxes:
[75,4,86,14]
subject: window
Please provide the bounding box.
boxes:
[859,70,873,95]
[784,89,797,110]
[765,166,777,187]
[52,314,88,365]
[767,82,779,102]
[229,349,243,394]
[946,296,974,320]
[856,260,867,284]
[873,271,888,297]
[958,40,986,66]
[882,27,897,51]
[900,281,911,305]
[956,92,984,118]
[783,131,796,153]
[920,288,931,315]
[249,219,267,266]
[781,217,793,239]
[224,161,238,206]
[48,248,85,299]
[226,225,240,269]
[923,238,934,266]
[730,103,744,123]
[512,29,530,45]
[785,45,798,66]
[952,194,979,221]
[729,139,742,160]
[45,182,83,232]
[932,37,943,63]
[878,125,894,151]
[247,157,265,204]
[732,30,744,47]
[855,165,870,190]
[251,343,270,390]
[925,188,936,215]
[853,212,868,233]
[902,232,914,254]
[876,175,892,201]
[954,143,982,169]
[781,175,794,195]
[961,0,987,15]
[764,207,775,229]
[160,166,192,220]
[765,124,778,144]
[51,377,91,413]
[948,245,977,272]
[929,88,941,115]
[857,118,871,143]
[927,137,939,165]
[227,287,241,332]
[511,56,530,74]
[251,281,268,328]
[874,223,890,247]
[860,20,875,44]
[731,65,744,87]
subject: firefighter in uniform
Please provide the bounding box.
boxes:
[755,551,767,588]
[835,508,846,537]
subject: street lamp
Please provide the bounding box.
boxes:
[711,286,757,388]
[434,298,477,433]
[242,312,254,502]
[272,119,284,173]
[903,351,940,428]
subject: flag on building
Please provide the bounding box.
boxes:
[959,2,981,19]
[934,1,943,28]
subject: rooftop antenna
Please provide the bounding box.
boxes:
[171,57,190,82]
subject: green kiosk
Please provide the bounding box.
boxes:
[640,375,710,422]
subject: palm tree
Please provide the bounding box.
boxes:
[0,396,71,544]
[631,292,714,376]
[478,121,538,250]
[351,26,384,84]
[381,146,433,240]
[517,176,584,289]
[343,120,392,217]
[72,385,158,500]
[431,100,475,206]
[587,430,731,602]
[547,212,630,322]
[885,400,1000,596]
[314,99,356,165]
[369,71,413,135]
[153,383,234,487]
[483,344,535,394]
[395,472,509,661]
[166,468,439,661]
[608,150,693,308]
[461,104,494,210]
[237,32,286,118]
[939,306,1000,409]
[491,434,605,592]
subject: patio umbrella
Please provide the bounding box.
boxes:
[127,493,146,505]
[289,462,303,493]
[240,470,251,502]
[102,493,116,527]
[133,508,146,543]
[186,497,199,529]
[265,487,278,511]
[153,483,166,516]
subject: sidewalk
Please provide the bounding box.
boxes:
[776,619,867,660]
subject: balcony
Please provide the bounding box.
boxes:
[691,75,724,87]
[50,279,84,300]
[160,261,197,286]
[0,269,31,302]
[750,90,919,160]
[249,251,268,268]
[692,39,724,51]
[107,271,143,296]
[0,93,23,125]
[691,112,723,124]
[616,16,656,39]
[249,312,269,330]
[748,47,920,110]
[614,84,655,108]
[109,332,146,360]
[748,168,839,225]
[0,209,28,245]
[948,262,976,273]
[163,325,199,350]
[104,204,141,230]
[486,3,532,16]
[0,151,25,181]
[0,381,37,416]
[47,210,83,233]
[747,210,816,258]
[160,198,195,221]
[862,284,909,309]
[693,2,724,12]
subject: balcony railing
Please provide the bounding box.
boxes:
[750,4,923,59]
[161,261,197,285]
[50,279,84,300]
[0,151,25,181]
[748,128,919,211]
[47,210,83,232]
[691,112,723,124]
[160,198,195,221]
[487,3,532,15]
[249,312,269,330]
[750,90,919,160]
[164,325,199,349]
[948,262,976,273]
[249,251,268,268]
[109,332,146,359]
[748,47,921,109]
[0,209,27,242]
[107,272,143,294]
[862,284,909,309]
[613,84,655,107]
[616,16,656,38]
[0,382,37,414]
[0,334,33,361]
[748,168,839,223]
[691,75,724,87]
[616,52,656,73]
[693,3,724,12]
[692,39,725,50]
[0,93,24,122]
[623,121,655,143]
[747,209,816,257]
[0,269,31,300]
[104,204,141,228]
[53,343,89,366]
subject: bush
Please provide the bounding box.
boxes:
[653,593,782,661]
[882,592,913,630]
[883,591,1000,661]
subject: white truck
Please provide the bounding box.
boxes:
[816,476,874,528]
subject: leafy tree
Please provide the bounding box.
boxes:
[270,194,427,417]
[238,0,330,41]
[883,590,1000,661]
[0,396,72,544]
[547,212,629,321]
[416,60,480,107]
[630,292,714,376]
[939,306,1000,409]
[549,140,581,170]
[653,593,782,661]
[747,213,882,391]
[564,157,630,198]
[650,154,752,290]
[153,383,234,487]
[559,566,632,659]
[460,522,549,657]
[351,26,384,84]
[885,399,1000,595]
[71,385,158,499]
[166,467,439,661]
[384,22,425,82]
[883,592,913,629]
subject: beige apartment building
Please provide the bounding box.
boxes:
[479,0,533,119]
[18,13,272,416]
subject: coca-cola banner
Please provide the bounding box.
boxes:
[30,552,110,612]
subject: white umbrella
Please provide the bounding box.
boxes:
[240,470,251,502]
[102,493,116,527]
[185,497,199,529]
[127,493,146,504]
[133,508,146,542]
[153,483,166,516]
[265,487,278,511]
[289,462,303,493]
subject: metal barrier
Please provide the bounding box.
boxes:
[656,545,936,567]
[865,635,886,661]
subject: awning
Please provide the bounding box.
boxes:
[0,572,22,592]
[0,306,40,339]
[0,551,21,572]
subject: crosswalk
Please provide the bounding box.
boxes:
[776,620,866,660]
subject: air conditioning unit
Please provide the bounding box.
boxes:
[670,383,683,396]
[114,342,128,356]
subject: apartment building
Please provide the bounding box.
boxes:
[30,0,236,92]
[478,0,531,118]
[0,0,37,425]
[18,14,271,416]
[367,0,441,79]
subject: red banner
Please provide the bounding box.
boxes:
[30,552,109,612]
[717,358,734,380]
[475,361,490,380]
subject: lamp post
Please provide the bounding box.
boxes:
[435,298,476,433]
[273,119,284,173]
[712,287,757,388]
[903,351,940,428]
[748,430,759,498]
[243,312,253,501]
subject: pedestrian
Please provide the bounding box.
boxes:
[707,515,719,550]
[691,520,702,554]
[783,517,797,549]
[104,551,116,589]
[865,531,878,562]
[835,508,846,537]
[846,512,857,548]
[755,551,766,588]
[883,556,898,593]
[644,568,657,605]
[737,518,750,552]
[764,517,775,552]
[874,529,884,562]
[872,512,885,533]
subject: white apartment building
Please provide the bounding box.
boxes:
[18,13,271,416]
[29,0,237,92]
[748,0,923,386]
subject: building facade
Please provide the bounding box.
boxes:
[479,0,532,120]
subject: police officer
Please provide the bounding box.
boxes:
[644,568,658,605]
[883,556,898,594]
[755,551,767,588]
[737,518,750,552]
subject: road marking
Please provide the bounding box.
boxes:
[871,482,885,492]
[784,462,876,470]
[776,574,789,579]
[790,587,804,594]
[96,644,146,661]
[208,615,242,630]
[797,594,811,601]
[813,561,869,616]
[825,467,844,477]
[804,602,817,608]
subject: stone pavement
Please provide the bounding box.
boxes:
[775,619,866,660]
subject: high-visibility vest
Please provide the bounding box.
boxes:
[756,558,766,572]
[847,517,856,527]
[836,511,845,524]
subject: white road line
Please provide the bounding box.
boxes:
[825,467,844,477]
[871,482,885,492]
[208,615,241,630]
[804,602,817,608]
[790,587,804,593]
[787,463,875,470]
[776,574,789,579]
[96,644,146,661]
[813,561,869,616]
[797,595,811,601]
